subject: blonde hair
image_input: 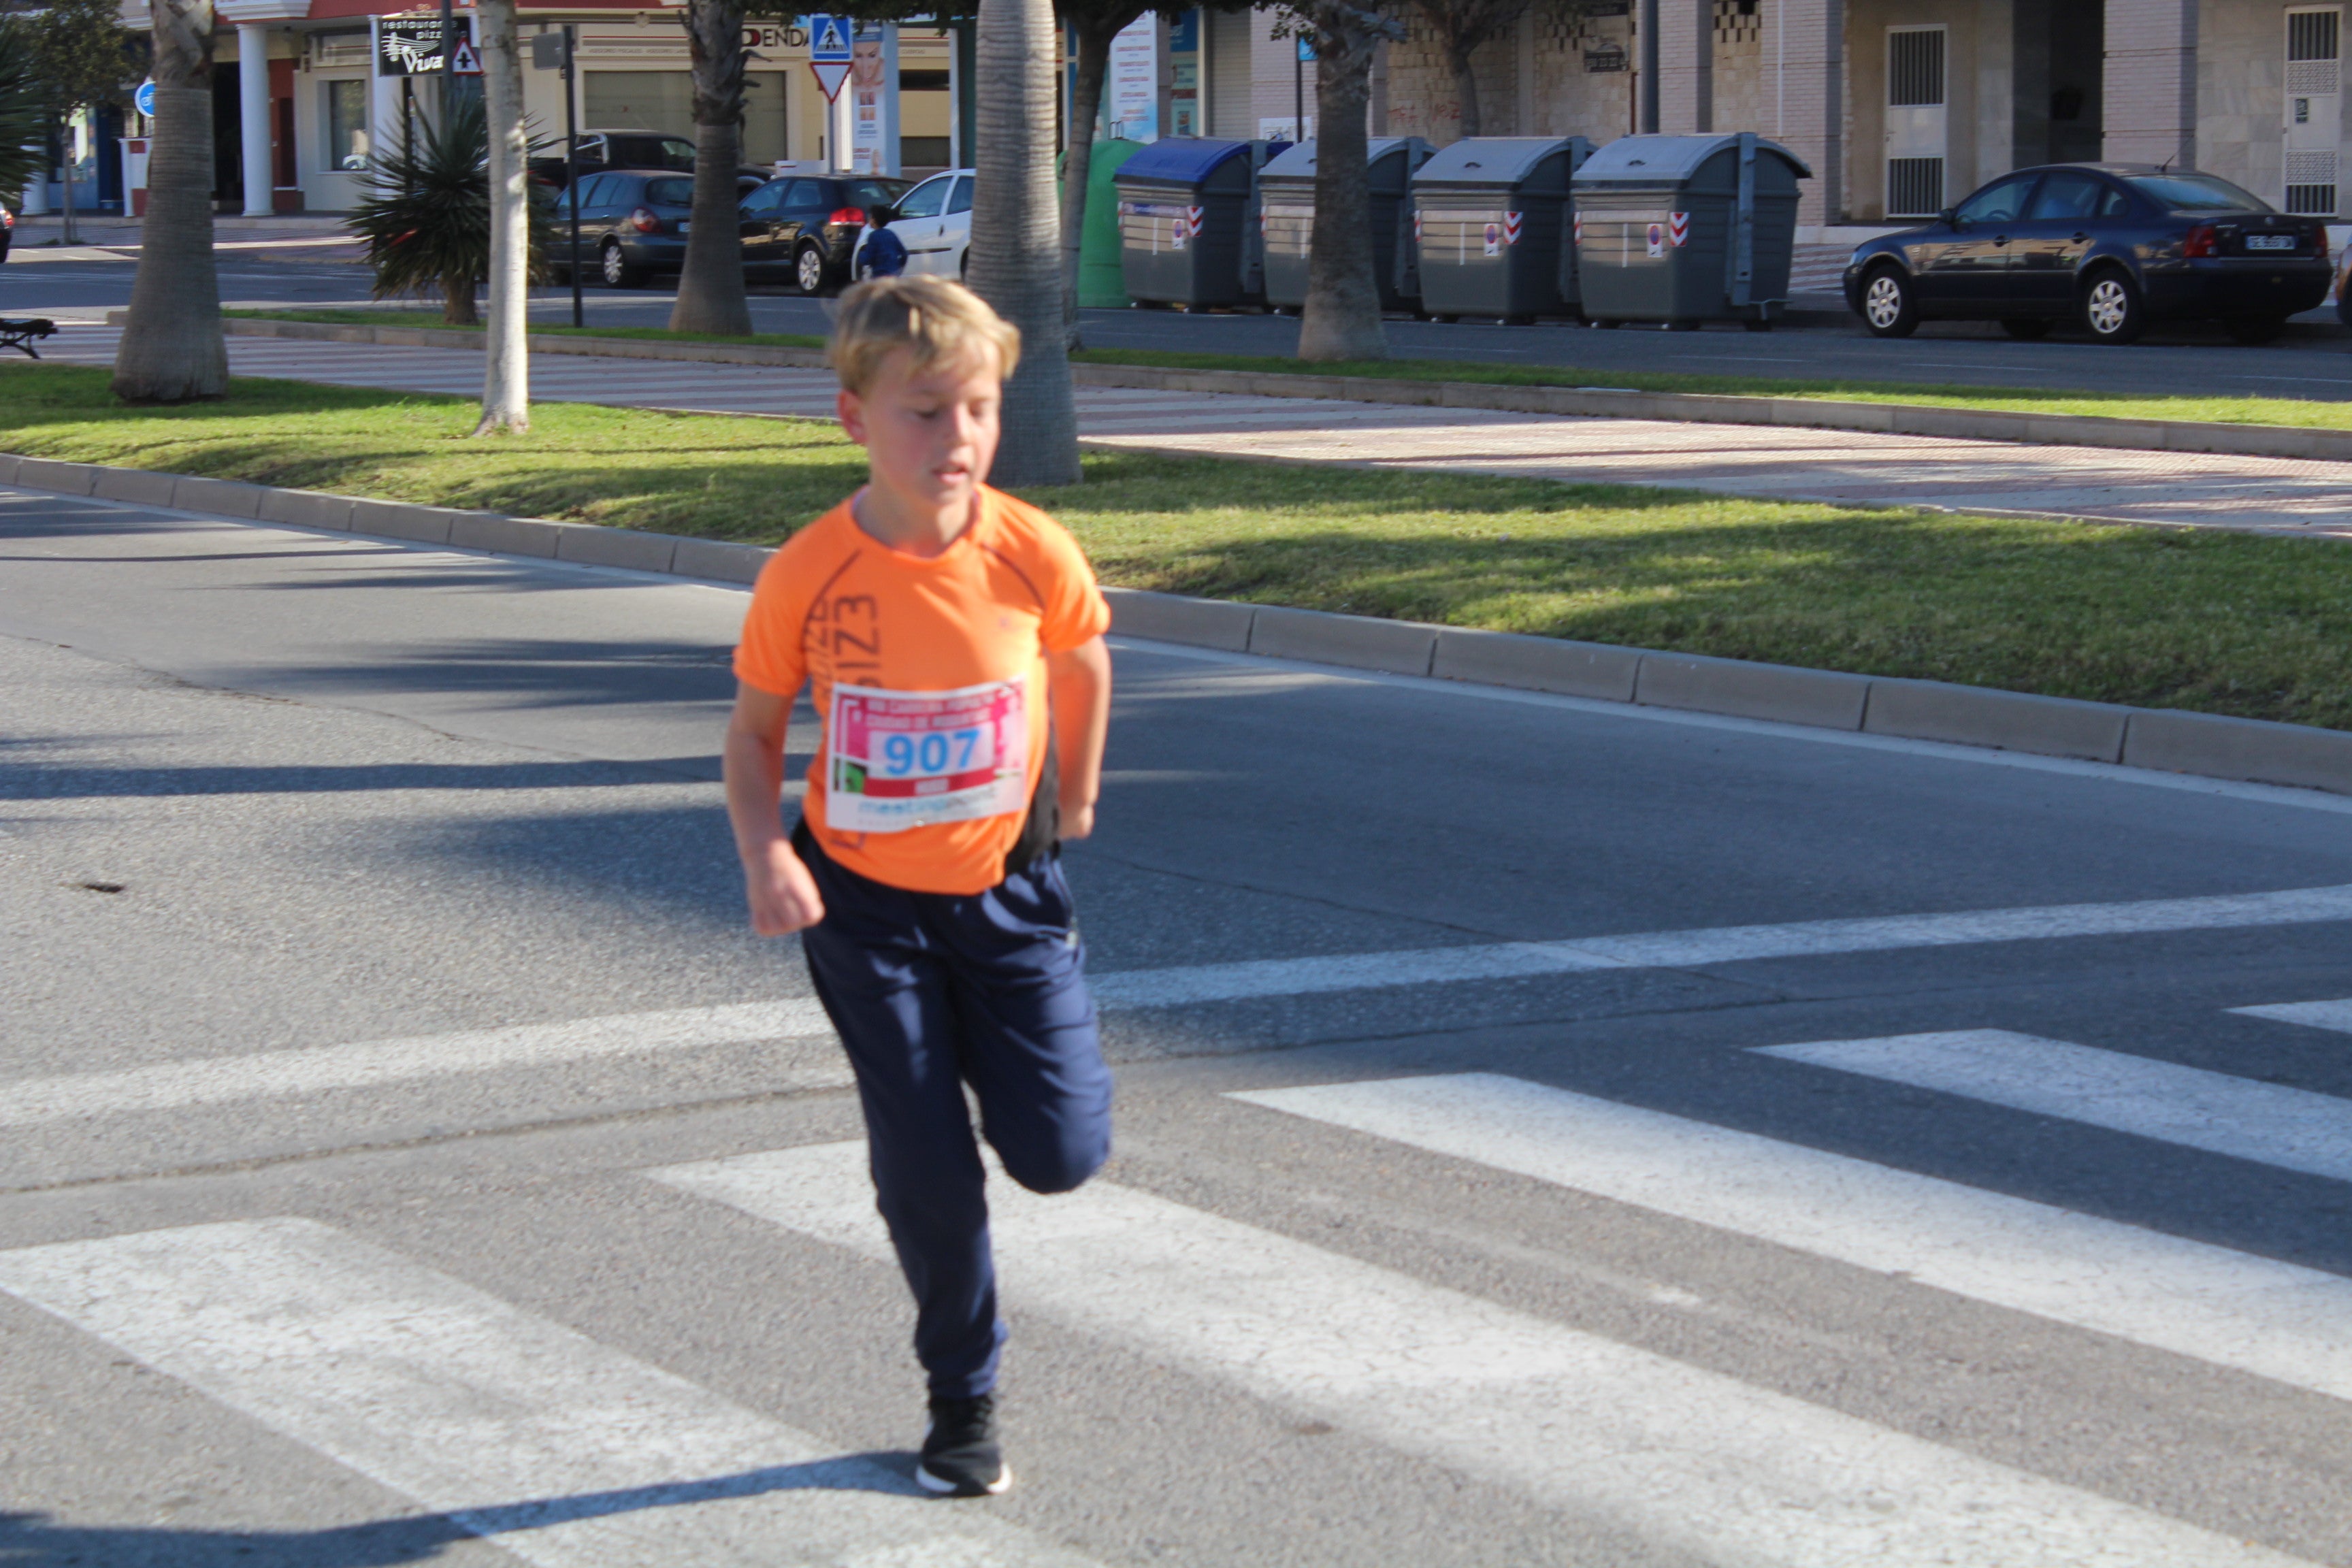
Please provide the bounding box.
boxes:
[826,275,1023,394]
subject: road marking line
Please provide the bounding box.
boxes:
[651,1142,2305,1568]
[12,884,2352,1128]
[1752,1030,2352,1183]
[0,1218,1098,1568]
[1092,881,2352,1008]
[1228,1073,2352,1405]
[2231,997,2352,1033]
[0,1000,845,1130]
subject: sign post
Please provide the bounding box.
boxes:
[533,27,584,325]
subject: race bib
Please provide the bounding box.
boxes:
[825,679,1028,834]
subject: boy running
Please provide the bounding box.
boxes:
[721,276,1115,1499]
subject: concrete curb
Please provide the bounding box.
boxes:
[153,315,2352,465]
[9,448,2351,798]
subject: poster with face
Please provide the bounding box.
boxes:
[849,25,896,176]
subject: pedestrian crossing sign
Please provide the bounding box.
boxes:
[810,14,850,59]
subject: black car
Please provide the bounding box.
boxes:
[529,128,766,193]
[734,174,909,294]
[1843,164,2333,345]
[548,169,696,288]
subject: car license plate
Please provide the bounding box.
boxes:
[676,222,689,234]
[2247,233,2294,250]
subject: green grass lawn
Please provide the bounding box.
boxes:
[9,360,2352,730]
[227,306,2352,432]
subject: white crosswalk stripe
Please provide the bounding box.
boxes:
[10,883,2352,1128]
[1227,1073,2352,1406]
[1752,1030,2352,1182]
[649,1140,2307,1568]
[2231,996,2352,1033]
[0,1218,1103,1568]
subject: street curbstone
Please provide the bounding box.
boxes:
[15,457,101,495]
[348,498,457,544]
[91,468,180,506]
[1863,679,2129,762]
[0,453,20,485]
[1635,651,1870,730]
[256,487,356,530]
[171,476,267,519]
[1774,396,1896,433]
[1432,627,1640,701]
[2123,707,2352,794]
[450,512,566,558]
[1247,604,1439,676]
[670,536,774,584]
[555,525,679,573]
[1104,587,1256,652]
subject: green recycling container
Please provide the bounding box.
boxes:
[1080,140,1143,308]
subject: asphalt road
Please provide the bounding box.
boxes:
[10,248,2352,401]
[5,483,2352,1565]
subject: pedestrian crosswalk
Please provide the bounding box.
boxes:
[3,1000,2347,1563]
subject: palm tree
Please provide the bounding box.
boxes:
[0,19,48,203]
[670,0,753,336]
[350,94,547,325]
[1293,0,1399,361]
[474,0,529,433]
[110,0,225,404]
[967,0,1077,486]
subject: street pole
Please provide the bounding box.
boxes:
[440,0,457,125]
[1639,0,1659,133]
[564,24,582,327]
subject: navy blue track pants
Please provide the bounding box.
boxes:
[795,826,1113,1399]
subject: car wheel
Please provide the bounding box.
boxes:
[2224,315,2288,346]
[2337,284,2352,330]
[1859,265,1918,338]
[2000,318,2053,340]
[795,242,829,296]
[599,240,640,289]
[2080,270,2146,344]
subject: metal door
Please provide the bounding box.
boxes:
[1884,27,1947,219]
[2286,7,2341,216]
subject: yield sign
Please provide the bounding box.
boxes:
[810,59,851,99]
[447,39,482,75]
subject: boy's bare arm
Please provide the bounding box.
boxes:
[722,680,828,934]
[1045,636,1112,841]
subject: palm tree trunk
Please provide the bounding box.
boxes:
[1058,14,1125,341]
[111,0,225,404]
[670,0,752,336]
[968,0,1078,487]
[474,0,529,434]
[1298,12,1387,361]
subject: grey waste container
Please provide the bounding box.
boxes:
[1571,132,1810,329]
[1407,137,1591,322]
[1258,137,1434,314]
[1116,137,1285,309]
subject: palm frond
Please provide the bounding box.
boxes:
[0,20,50,204]
[348,95,552,301]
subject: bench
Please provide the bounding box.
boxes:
[1,318,57,359]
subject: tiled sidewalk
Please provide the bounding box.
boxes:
[31,323,2352,536]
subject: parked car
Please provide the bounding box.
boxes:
[548,169,696,288]
[734,174,910,293]
[1844,164,2332,345]
[529,129,765,194]
[858,167,973,280]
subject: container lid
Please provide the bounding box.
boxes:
[1260,137,1427,180]
[1412,137,1576,187]
[1113,137,1254,185]
[1573,133,1812,184]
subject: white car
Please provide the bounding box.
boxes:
[868,167,973,278]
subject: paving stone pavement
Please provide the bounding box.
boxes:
[29,323,2352,536]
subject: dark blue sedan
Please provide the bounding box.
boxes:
[1843,164,2332,345]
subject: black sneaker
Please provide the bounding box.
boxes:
[915,1393,1011,1497]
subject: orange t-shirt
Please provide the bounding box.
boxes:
[733,485,1111,896]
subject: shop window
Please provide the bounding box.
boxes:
[324,79,368,172]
